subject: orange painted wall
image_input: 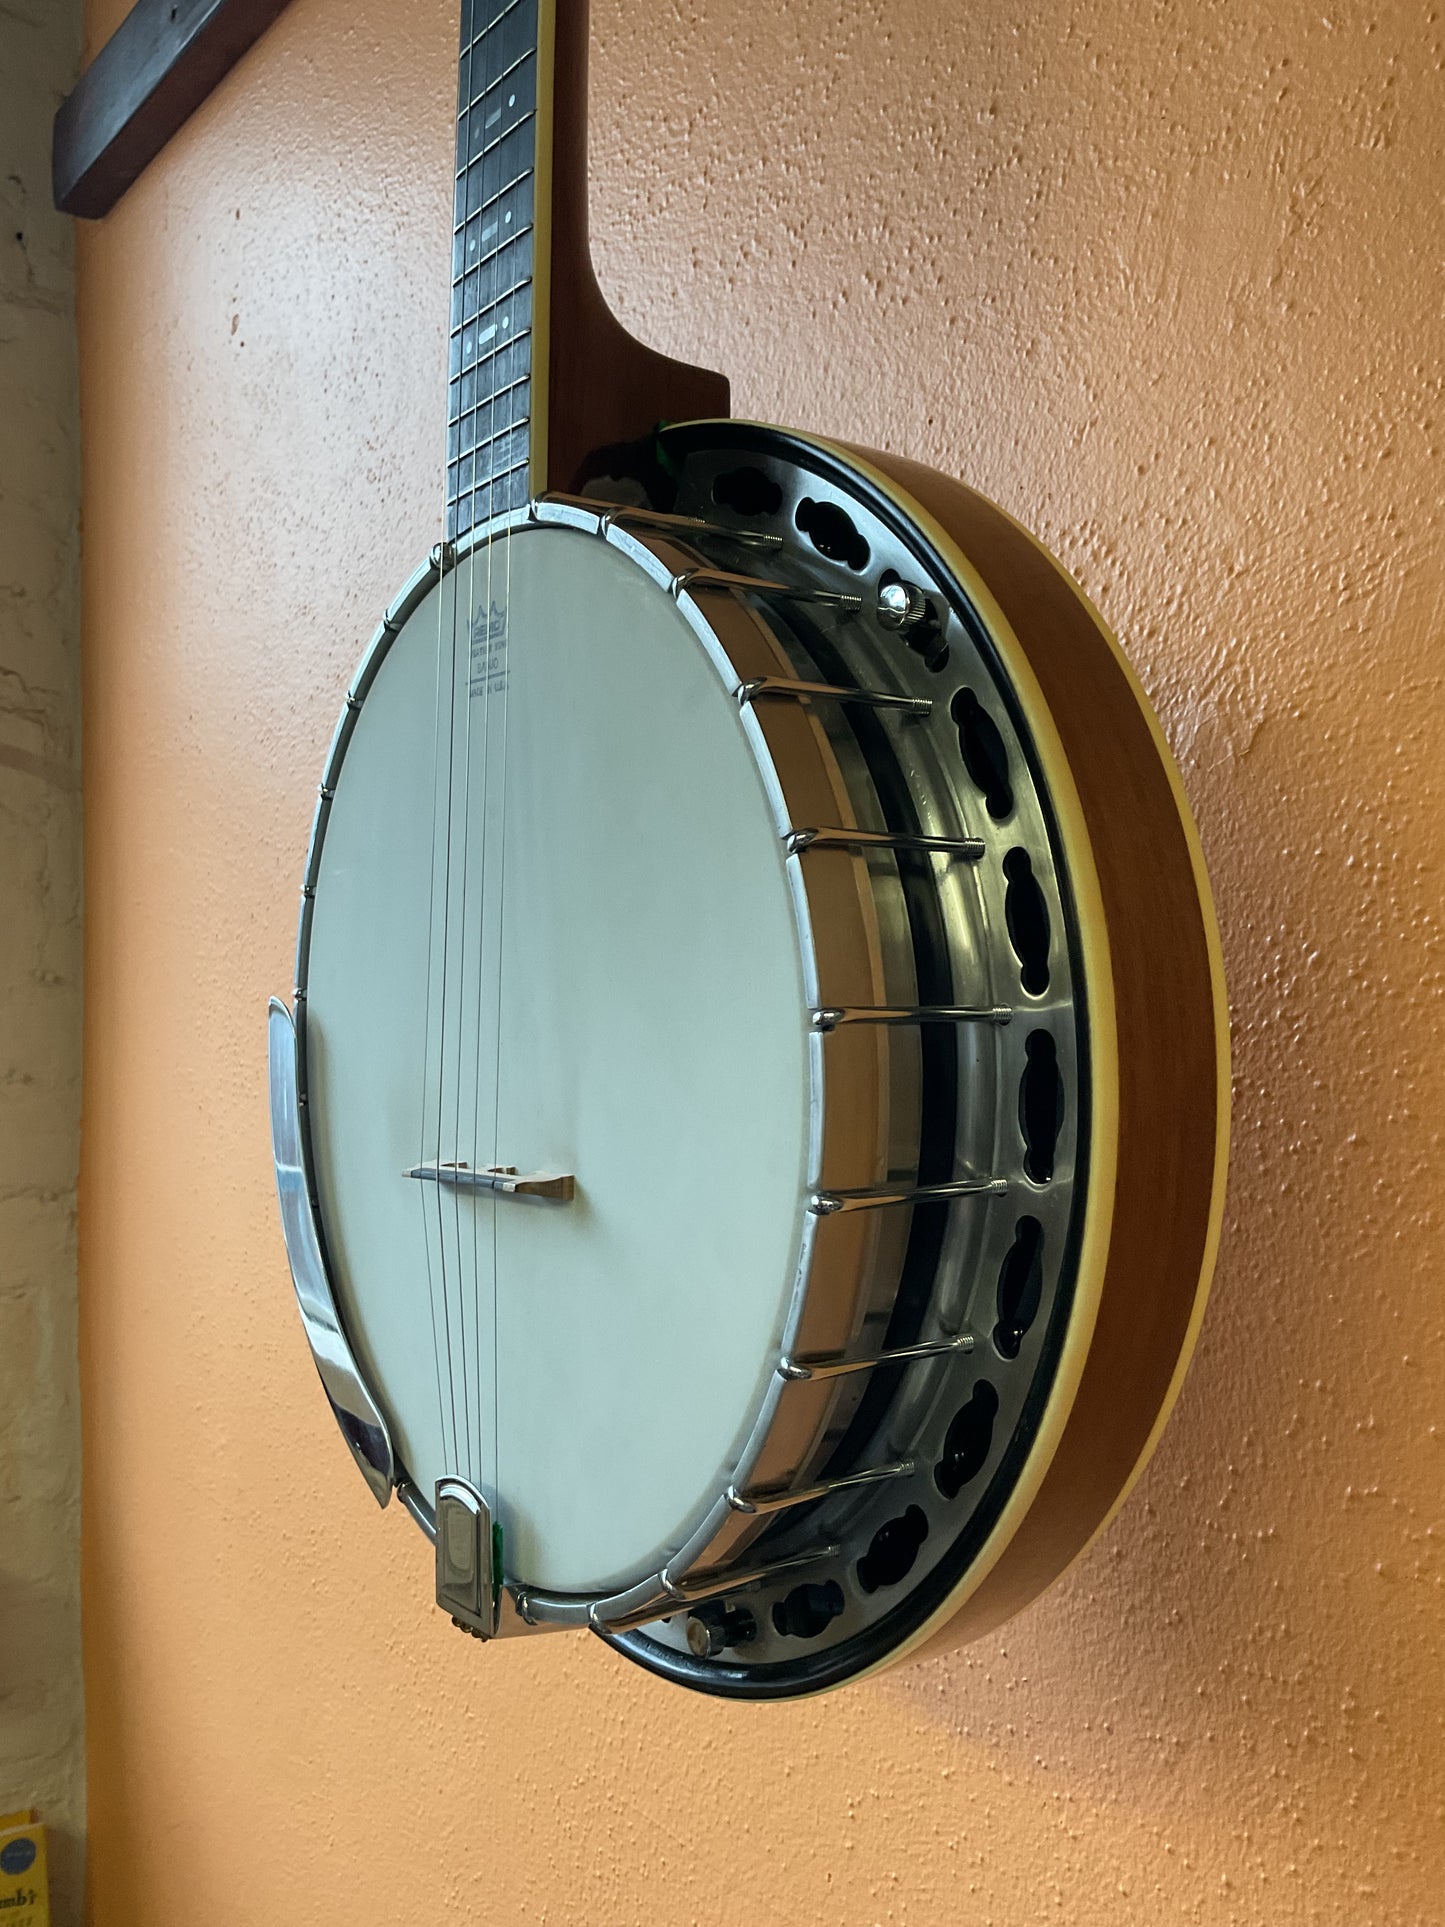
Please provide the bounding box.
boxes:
[77,0,1444,1920]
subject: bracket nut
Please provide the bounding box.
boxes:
[877,578,931,630]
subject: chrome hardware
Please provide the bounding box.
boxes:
[810,1003,1013,1030]
[672,565,863,611]
[778,1335,976,1381]
[289,429,1088,1691]
[877,578,931,629]
[737,676,932,718]
[685,1616,719,1657]
[406,1161,576,1202]
[685,1606,757,1657]
[810,1176,1008,1215]
[435,1478,501,1640]
[430,539,457,575]
[605,506,780,548]
[268,999,394,1508]
[726,1460,916,1515]
[591,1546,841,1634]
[536,493,783,547]
[786,826,985,860]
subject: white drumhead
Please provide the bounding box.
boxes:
[304,524,811,1593]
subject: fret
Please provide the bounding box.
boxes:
[449,387,530,477]
[449,375,530,465]
[451,335,531,424]
[453,458,530,537]
[451,228,533,333]
[450,175,535,279]
[446,0,540,538]
[458,57,536,172]
[458,36,536,118]
[455,120,536,226]
[459,2,538,116]
[451,267,535,345]
[453,170,534,267]
[449,422,531,506]
[460,0,530,64]
[450,289,533,382]
[453,211,533,291]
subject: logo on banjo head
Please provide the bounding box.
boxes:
[267,0,1227,1699]
[467,599,508,700]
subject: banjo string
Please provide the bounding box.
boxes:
[450,512,477,1488]
[419,506,453,1479]
[489,443,516,1515]
[420,139,473,1485]
[472,0,504,1495]
[434,414,464,1484]
[465,179,504,1499]
[421,0,525,1503]
[434,1,499,1483]
[473,0,520,1513]
[470,352,500,1506]
[463,0,507,1494]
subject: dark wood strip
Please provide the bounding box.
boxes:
[53,0,294,219]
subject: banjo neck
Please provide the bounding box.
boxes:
[448,0,729,538]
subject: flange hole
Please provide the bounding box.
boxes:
[772,1580,846,1639]
[1019,1030,1063,1183]
[935,1381,1000,1499]
[711,464,783,517]
[796,496,870,570]
[1003,847,1051,994]
[993,1216,1044,1358]
[952,687,1013,817]
[857,1505,930,1594]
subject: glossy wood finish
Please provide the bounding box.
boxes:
[542,0,729,491]
[844,447,1228,1652]
[53,0,292,218]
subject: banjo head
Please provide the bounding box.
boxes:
[303,520,817,1595]
[281,422,1224,1696]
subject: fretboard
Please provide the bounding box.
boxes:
[448,0,543,538]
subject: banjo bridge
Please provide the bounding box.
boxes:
[406,1161,576,1202]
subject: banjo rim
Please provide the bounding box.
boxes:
[280,420,1228,1696]
[602,422,1228,1692]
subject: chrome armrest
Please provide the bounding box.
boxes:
[268,998,393,1507]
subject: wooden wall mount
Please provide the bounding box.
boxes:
[53,0,295,220]
[53,0,729,495]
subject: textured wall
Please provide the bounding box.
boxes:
[77,0,1443,1921]
[0,0,86,1915]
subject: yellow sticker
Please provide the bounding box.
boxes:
[0,1814,49,1927]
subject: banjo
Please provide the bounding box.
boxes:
[268,0,1228,1696]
